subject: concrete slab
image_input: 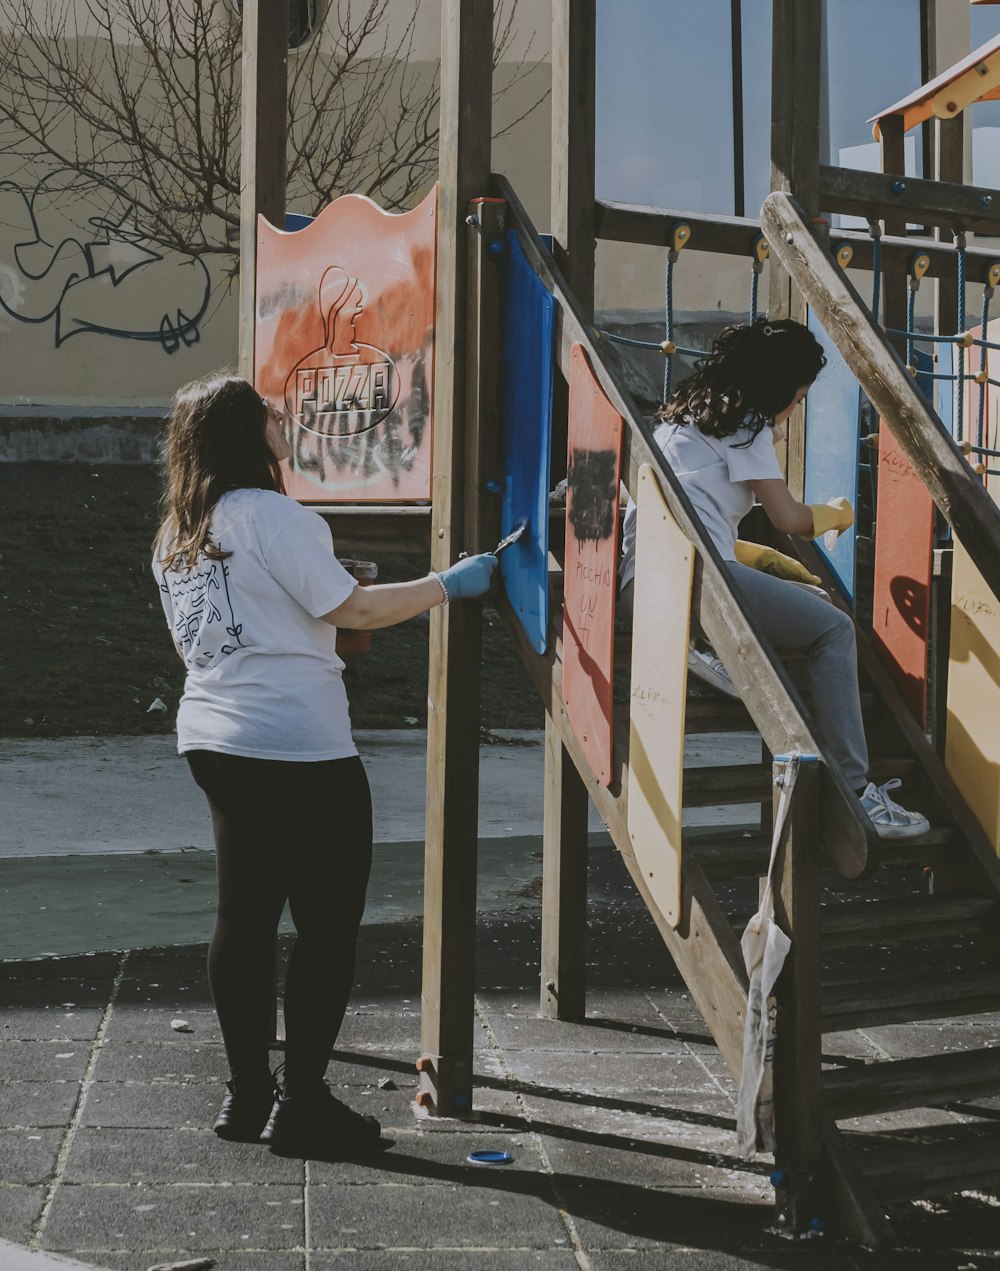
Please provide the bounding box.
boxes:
[42,1183,305,1254]
[0,1188,45,1244]
[0,1043,91,1084]
[90,1040,229,1084]
[77,1082,220,1130]
[0,1010,104,1043]
[0,1082,81,1129]
[306,1180,568,1250]
[307,1129,544,1186]
[0,730,758,860]
[0,1128,62,1185]
[62,1127,302,1185]
[0,1240,114,1271]
[310,1255,578,1271]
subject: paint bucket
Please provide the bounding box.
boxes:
[336,559,378,658]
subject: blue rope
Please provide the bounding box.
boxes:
[968,443,1000,457]
[967,334,1000,351]
[979,286,991,451]
[664,253,675,403]
[749,265,760,324]
[603,331,660,350]
[905,284,916,370]
[885,328,971,344]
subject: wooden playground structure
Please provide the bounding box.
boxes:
[239,0,1000,1246]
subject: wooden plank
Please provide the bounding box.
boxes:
[595,200,1000,283]
[821,968,1000,1032]
[818,163,1000,235]
[495,173,879,881]
[819,1114,898,1250]
[772,760,823,1230]
[496,591,751,1077]
[879,113,908,362]
[821,895,997,946]
[628,464,694,928]
[419,0,493,1118]
[540,711,590,1021]
[850,1123,1000,1202]
[563,344,622,786]
[551,0,595,319]
[545,0,594,1014]
[824,1046,1000,1119]
[238,0,289,378]
[871,423,935,726]
[761,192,1000,606]
[946,537,1000,855]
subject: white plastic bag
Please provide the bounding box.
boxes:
[736,754,799,1158]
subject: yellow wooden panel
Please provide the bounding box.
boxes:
[946,537,1000,854]
[627,464,694,928]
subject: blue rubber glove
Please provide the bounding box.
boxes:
[436,553,498,601]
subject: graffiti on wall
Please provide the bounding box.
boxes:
[0,168,212,353]
[255,186,437,503]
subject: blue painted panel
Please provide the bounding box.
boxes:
[284,213,315,232]
[804,309,861,601]
[501,230,555,654]
[912,346,934,404]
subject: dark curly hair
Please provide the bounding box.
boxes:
[660,317,826,444]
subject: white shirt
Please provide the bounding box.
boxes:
[620,418,782,587]
[152,488,359,761]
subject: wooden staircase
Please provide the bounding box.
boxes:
[488,176,1000,1248]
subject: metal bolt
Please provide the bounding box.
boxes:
[465,213,480,227]
[892,179,907,195]
[980,194,994,209]
[784,232,794,245]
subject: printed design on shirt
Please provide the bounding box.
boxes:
[161,551,245,668]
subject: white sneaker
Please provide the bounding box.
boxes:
[687,644,739,699]
[859,778,930,840]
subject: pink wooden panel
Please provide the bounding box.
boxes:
[562,343,623,786]
[255,186,437,502]
[872,421,934,725]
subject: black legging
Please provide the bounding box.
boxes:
[186,750,373,1096]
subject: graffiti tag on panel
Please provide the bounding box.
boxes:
[0,168,211,352]
[255,186,437,502]
[562,343,623,787]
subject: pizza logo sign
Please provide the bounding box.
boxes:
[284,265,399,436]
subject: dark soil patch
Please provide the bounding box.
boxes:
[0,463,542,737]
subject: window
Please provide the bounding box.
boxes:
[233,0,316,50]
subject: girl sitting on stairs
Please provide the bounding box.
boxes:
[618,317,929,841]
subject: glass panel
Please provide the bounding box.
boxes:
[825,0,923,177]
[596,0,735,213]
[740,0,771,217]
[971,10,1000,188]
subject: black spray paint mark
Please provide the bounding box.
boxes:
[567,447,617,542]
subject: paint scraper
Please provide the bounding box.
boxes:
[493,518,528,555]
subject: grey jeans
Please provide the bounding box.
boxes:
[724,562,869,788]
[618,564,870,789]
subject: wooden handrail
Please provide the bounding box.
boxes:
[492,172,878,880]
[762,190,1000,606]
[818,163,1000,235]
[596,198,1000,285]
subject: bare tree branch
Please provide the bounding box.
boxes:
[0,0,548,263]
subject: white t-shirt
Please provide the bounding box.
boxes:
[152,488,359,761]
[620,417,783,587]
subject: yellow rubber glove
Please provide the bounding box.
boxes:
[805,496,854,541]
[733,540,822,586]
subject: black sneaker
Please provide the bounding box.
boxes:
[260,1083,381,1157]
[214,1078,280,1142]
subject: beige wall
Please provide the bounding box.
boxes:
[0,0,552,410]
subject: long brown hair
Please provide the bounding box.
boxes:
[155,371,285,572]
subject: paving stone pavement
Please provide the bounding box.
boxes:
[2,847,1000,1270]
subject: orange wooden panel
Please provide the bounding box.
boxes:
[255,186,437,502]
[872,421,934,725]
[562,343,622,787]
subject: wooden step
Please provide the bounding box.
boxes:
[821,968,1000,1032]
[681,758,917,810]
[848,1123,1000,1202]
[824,1047,1000,1119]
[686,823,964,881]
[683,697,755,734]
[820,895,999,948]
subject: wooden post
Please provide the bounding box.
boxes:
[771,758,823,1233]
[238,0,289,380]
[768,0,822,498]
[541,0,596,1022]
[880,114,908,361]
[418,0,493,1118]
